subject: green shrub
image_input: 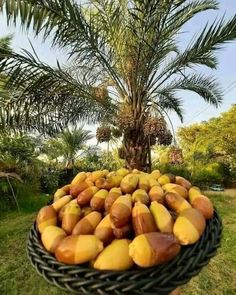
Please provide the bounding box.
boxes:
[152,163,190,179]
[40,168,60,194]
[191,169,223,187]
[0,179,16,211]
[18,192,50,213]
[0,177,42,212]
[152,162,225,188]
[58,168,74,186]
[76,150,125,173]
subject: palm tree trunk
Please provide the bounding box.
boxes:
[123,130,149,171]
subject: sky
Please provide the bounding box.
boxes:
[0,1,236,146]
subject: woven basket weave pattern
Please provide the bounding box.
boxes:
[27,210,222,295]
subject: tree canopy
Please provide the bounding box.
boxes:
[1,0,236,169]
[178,105,236,181]
[178,105,236,156]
[1,1,235,128]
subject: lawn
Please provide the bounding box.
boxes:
[0,192,236,295]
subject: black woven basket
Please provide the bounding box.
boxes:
[27,209,222,295]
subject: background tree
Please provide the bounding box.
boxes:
[0,132,43,210]
[1,1,236,170]
[178,105,236,184]
[0,133,40,175]
[42,126,93,170]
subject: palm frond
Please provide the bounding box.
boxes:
[179,14,236,69]
[0,0,235,134]
[0,47,90,98]
[48,126,93,164]
[0,99,64,135]
[156,73,222,109]
[166,1,218,37]
[0,35,12,55]
[59,126,93,151]
[154,91,184,122]
[0,0,127,95]
[153,13,236,91]
[0,90,113,135]
[129,0,218,100]
[0,42,116,132]
[179,74,221,106]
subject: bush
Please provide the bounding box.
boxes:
[191,169,224,188]
[0,177,41,212]
[76,153,103,172]
[58,168,75,186]
[152,163,190,179]
[40,166,80,193]
[152,161,225,188]
[15,181,50,212]
[75,150,125,173]
[0,179,16,211]
[40,168,60,194]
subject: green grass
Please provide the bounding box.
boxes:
[0,193,236,295]
[17,192,52,214]
[182,193,236,295]
[0,186,52,216]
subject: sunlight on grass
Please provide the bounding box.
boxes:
[181,194,236,295]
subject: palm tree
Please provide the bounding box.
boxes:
[43,126,93,169]
[1,0,236,170]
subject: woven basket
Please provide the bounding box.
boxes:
[27,210,222,295]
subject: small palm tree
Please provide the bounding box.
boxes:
[1,1,236,170]
[44,126,93,169]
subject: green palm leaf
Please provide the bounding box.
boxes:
[157,73,222,106]
[43,126,93,167]
[0,0,236,169]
